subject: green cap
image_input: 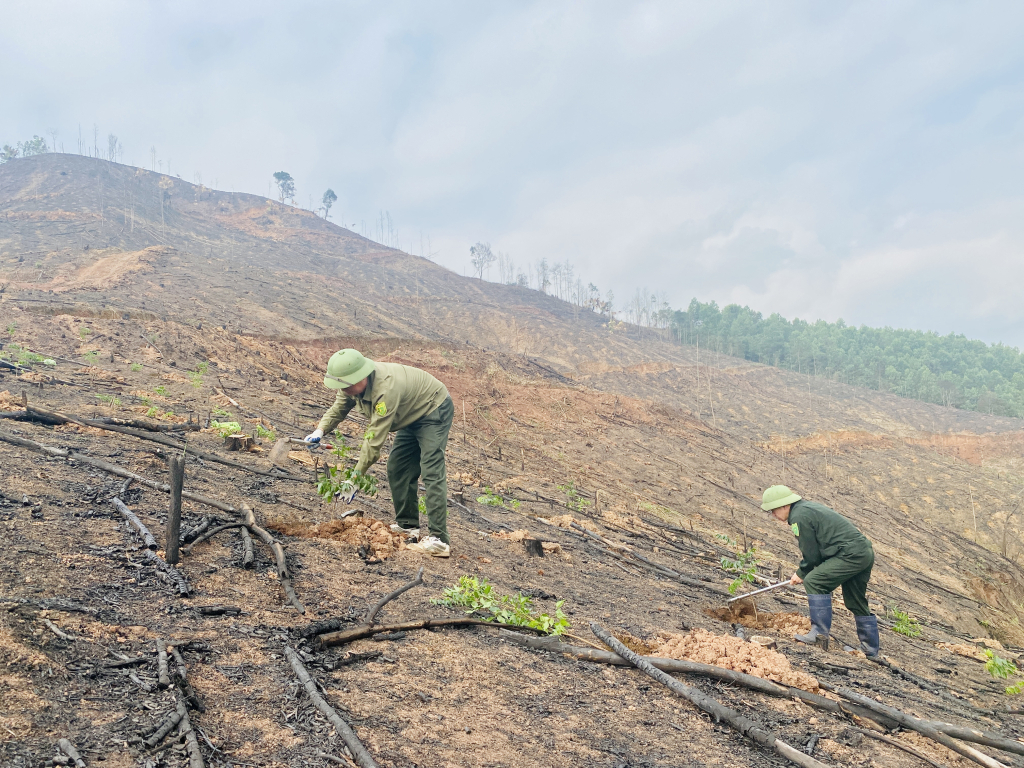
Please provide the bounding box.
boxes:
[323,349,375,390]
[761,485,801,511]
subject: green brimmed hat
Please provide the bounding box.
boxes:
[323,349,376,390]
[761,485,801,511]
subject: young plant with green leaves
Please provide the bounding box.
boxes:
[721,545,759,595]
[558,480,590,513]
[985,650,1018,680]
[476,487,520,510]
[188,362,208,389]
[432,575,570,636]
[331,431,353,461]
[256,424,276,441]
[130,363,142,372]
[153,386,167,395]
[210,420,242,438]
[888,605,922,638]
[315,465,379,502]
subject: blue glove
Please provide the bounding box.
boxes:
[304,429,323,444]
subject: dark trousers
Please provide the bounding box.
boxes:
[387,396,454,544]
[803,545,874,616]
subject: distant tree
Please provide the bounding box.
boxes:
[273,171,295,204]
[321,188,337,219]
[47,128,59,153]
[19,136,48,156]
[107,134,121,162]
[496,251,516,284]
[150,146,157,171]
[0,145,18,163]
[470,242,496,280]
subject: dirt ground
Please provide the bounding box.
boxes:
[5,154,1024,768]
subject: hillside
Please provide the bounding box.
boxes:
[4,153,1024,768]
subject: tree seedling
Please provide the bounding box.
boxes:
[432,575,570,636]
[315,466,378,502]
[721,545,759,595]
[256,424,275,441]
[888,605,922,637]
[210,420,242,438]
[130,363,142,372]
[985,650,1018,680]
[558,481,590,513]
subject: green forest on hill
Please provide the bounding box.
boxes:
[666,299,1024,418]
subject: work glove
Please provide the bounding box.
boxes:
[339,480,358,504]
[304,428,324,444]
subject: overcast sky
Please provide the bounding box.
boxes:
[3,1,1024,346]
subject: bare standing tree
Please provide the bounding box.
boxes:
[107,134,120,162]
[470,242,496,280]
[496,251,516,284]
[47,129,59,153]
[150,146,157,171]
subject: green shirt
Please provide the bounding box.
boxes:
[317,361,449,473]
[789,499,873,578]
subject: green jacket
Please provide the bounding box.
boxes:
[317,361,449,474]
[788,499,873,578]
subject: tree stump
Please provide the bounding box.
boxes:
[524,539,545,557]
[224,433,253,452]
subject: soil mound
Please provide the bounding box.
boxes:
[269,517,404,559]
[706,603,811,634]
[656,629,819,691]
[492,529,563,554]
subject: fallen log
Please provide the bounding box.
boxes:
[591,622,828,768]
[58,738,86,768]
[285,646,379,768]
[24,404,305,481]
[241,504,304,614]
[317,618,548,649]
[181,517,212,544]
[0,430,237,514]
[42,617,76,641]
[498,631,895,727]
[111,497,158,550]
[146,550,190,596]
[825,685,1010,768]
[851,727,949,768]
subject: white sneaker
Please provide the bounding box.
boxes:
[389,524,420,542]
[406,535,450,558]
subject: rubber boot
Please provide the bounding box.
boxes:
[794,593,832,650]
[855,614,880,659]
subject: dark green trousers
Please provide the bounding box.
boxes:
[387,396,453,544]
[802,545,874,616]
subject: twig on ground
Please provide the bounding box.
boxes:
[42,617,76,641]
[285,646,378,768]
[183,523,246,552]
[591,622,829,768]
[111,497,158,549]
[851,727,949,768]
[145,710,183,748]
[364,567,424,626]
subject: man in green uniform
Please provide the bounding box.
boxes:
[305,349,454,557]
[761,485,879,657]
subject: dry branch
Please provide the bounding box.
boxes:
[57,738,86,768]
[183,523,246,552]
[365,567,424,625]
[181,517,212,544]
[157,639,171,688]
[176,698,206,768]
[241,504,304,613]
[240,526,254,568]
[591,622,829,768]
[145,550,190,596]
[23,404,304,481]
[0,430,238,514]
[42,617,76,641]
[826,685,1011,768]
[285,646,378,768]
[110,497,158,549]
[499,631,895,726]
[318,618,547,649]
[851,727,949,768]
[145,710,183,748]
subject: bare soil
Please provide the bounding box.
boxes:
[3,154,1024,768]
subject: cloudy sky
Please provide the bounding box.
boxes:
[3,1,1024,346]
